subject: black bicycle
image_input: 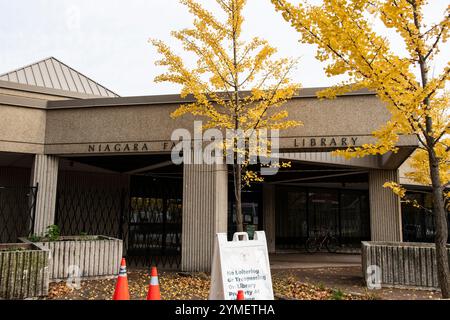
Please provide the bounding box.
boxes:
[305,229,339,253]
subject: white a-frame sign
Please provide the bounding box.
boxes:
[209,231,274,300]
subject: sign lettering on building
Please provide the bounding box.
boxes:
[86,136,360,154]
[293,137,358,148]
[87,142,176,153]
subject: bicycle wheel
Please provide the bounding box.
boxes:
[325,236,339,253]
[305,238,319,253]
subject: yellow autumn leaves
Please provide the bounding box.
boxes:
[151,0,449,198]
[273,0,449,198]
[151,0,302,187]
[151,0,301,133]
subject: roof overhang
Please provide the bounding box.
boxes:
[0,84,418,170]
[0,80,109,100]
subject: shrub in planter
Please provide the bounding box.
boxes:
[21,226,123,282]
[0,243,50,299]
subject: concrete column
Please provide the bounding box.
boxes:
[369,169,402,242]
[31,154,59,235]
[263,184,276,253]
[181,163,228,272]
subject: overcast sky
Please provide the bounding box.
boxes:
[1,0,449,97]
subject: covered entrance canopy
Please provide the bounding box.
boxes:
[0,60,418,271]
[45,151,398,269]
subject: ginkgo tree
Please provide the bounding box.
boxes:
[151,0,301,233]
[272,0,450,297]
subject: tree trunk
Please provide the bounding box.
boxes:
[428,148,450,298]
[231,0,243,233]
[233,164,244,232]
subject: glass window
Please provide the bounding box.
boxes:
[276,188,307,248]
[340,192,361,241]
[228,187,262,239]
[401,192,449,243]
[308,190,339,237]
[275,187,370,249]
[402,193,424,242]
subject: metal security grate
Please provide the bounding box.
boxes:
[55,186,126,239]
[0,186,38,243]
[54,177,183,269]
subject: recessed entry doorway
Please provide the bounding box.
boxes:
[275,186,370,250]
[55,155,184,269]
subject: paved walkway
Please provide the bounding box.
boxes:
[268,253,442,299]
[270,253,361,269]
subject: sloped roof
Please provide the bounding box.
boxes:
[0,57,119,98]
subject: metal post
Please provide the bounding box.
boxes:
[30,183,39,236]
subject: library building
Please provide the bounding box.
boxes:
[0,57,442,271]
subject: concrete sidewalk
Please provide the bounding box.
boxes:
[269,253,361,269]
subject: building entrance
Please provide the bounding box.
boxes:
[127,176,182,268]
[275,186,370,250]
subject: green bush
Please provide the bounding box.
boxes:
[44,225,60,241]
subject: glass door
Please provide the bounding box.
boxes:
[308,190,339,238]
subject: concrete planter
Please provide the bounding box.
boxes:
[362,241,450,290]
[20,236,122,282]
[0,243,50,299]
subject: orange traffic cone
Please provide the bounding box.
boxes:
[112,258,130,300]
[237,290,245,300]
[146,266,161,300]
